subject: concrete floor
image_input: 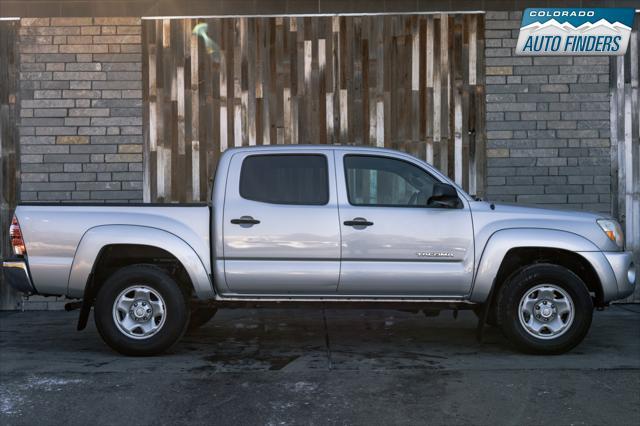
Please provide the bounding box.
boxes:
[0,306,639,425]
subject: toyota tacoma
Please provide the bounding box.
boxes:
[2,145,636,355]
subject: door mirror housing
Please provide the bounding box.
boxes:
[427,183,462,209]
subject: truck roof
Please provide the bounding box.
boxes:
[225,144,408,155]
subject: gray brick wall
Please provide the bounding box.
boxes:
[19,17,143,203]
[484,11,612,213]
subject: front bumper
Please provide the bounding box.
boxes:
[1,259,36,295]
[578,251,636,302]
[603,251,636,300]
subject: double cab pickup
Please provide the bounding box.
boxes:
[3,145,636,355]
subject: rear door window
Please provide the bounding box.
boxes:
[240,154,329,205]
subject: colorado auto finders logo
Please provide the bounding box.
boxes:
[516,8,635,55]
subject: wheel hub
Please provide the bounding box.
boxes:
[112,285,166,340]
[130,300,153,322]
[518,284,575,340]
[535,300,556,321]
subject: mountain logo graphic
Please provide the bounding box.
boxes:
[516,8,635,56]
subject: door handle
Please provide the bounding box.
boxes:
[230,216,260,225]
[344,218,374,227]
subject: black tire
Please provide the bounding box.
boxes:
[94,264,190,356]
[497,263,593,355]
[187,307,217,331]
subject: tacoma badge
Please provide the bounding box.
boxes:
[416,251,455,258]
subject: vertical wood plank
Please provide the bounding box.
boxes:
[146,24,156,202]
[247,18,257,146]
[352,16,363,145]
[627,20,639,273]
[439,13,449,174]
[319,36,327,144]
[304,38,312,144]
[0,21,20,309]
[475,15,486,199]
[425,16,434,162]
[236,18,246,147]
[375,16,384,147]
[616,56,625,223]
[176,66,185,155]
[219,21,229,152]
[411,16,420,143]
[454,86,463,185]
[623,85,633,256]
[190,26,200,200]
[433,16,441,156]
[468,15,477,86]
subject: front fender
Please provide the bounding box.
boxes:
[469,228,600,303]
[67,225,214,299]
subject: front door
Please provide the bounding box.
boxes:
[222,150,341,294]
[335,152,475,297]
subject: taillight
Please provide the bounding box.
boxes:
[9,215,27,257]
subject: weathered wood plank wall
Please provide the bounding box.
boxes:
[610,14,639,301]
[0,20,21,310]
[142,14,486,202]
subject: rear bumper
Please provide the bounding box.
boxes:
[1,259,36,295]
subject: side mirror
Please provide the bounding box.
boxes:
[427,183,461,209]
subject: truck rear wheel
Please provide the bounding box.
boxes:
[497,263,593,354]
[94,264,190,356]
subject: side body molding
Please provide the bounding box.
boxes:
[67,225,215,299]
[469,228,601,303]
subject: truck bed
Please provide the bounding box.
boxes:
[14,203,211,297]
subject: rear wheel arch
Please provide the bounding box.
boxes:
[68,225,214,299]
[90,244,196,296]
[76,243,200,331]
[69,225,214,331]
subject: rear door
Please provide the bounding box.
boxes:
[335,151,475,297]
[222,149,341,294]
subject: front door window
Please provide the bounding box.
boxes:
[344,155,439,207]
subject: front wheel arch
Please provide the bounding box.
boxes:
[492,247,604,307]
[481,247,602,329]
[470,228,603,305]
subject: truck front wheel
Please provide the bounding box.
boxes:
[94,264,190,356]
[497,263,593,354]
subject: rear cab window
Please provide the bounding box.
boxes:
[240,154,329,205]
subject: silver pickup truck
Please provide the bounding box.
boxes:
[3,145,636,356]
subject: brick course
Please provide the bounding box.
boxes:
[484,11,612,213]
[19,17,143,202]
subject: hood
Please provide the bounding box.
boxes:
[480,202,607,222]
[468,201,618,252]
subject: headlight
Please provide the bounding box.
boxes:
[597,219,624,249]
